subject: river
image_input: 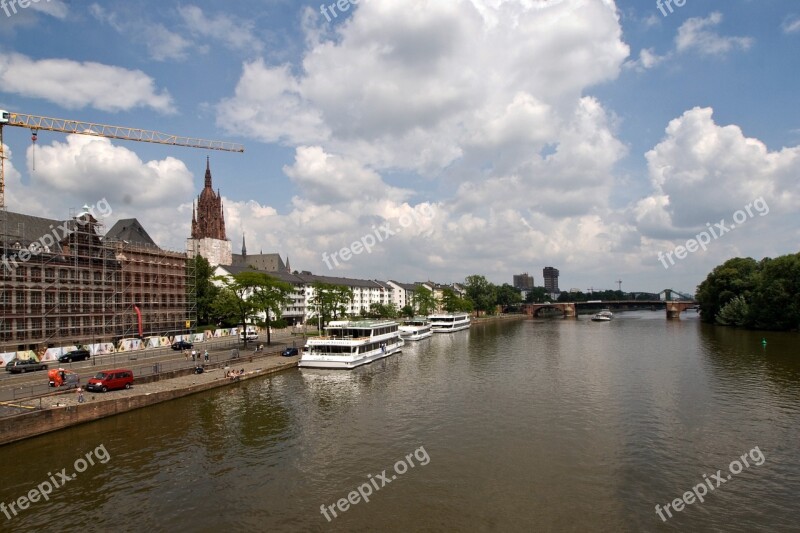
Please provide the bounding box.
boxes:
[1,311,798,532]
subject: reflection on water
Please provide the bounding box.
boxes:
[1,312,798,532]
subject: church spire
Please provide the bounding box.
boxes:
[204,156,212,189]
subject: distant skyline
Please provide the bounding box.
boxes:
[1,0,798,295]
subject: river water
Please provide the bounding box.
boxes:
[1,311,798,532]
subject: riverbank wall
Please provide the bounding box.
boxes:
[0,356,299,447]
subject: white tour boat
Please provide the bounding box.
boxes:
[298,319,405,369]
[428,312,471,333]
[591,309,614,322]
[398,317,433,341]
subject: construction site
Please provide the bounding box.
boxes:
[0,208,195,355]
[0,110,243,358]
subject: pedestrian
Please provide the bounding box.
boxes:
[204,349,209,362]
[77,387,85,404]
[191,349,197,362]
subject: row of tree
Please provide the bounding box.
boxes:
[695,253,800,331]
[193,260,532,340]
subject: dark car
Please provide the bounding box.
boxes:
[171,340,193,351]
[5,358,48,373]
[281,347,299,357]
[58,349,91,363]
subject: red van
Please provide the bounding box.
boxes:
[86,369,134,392]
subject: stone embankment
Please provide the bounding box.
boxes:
[0,352,299,446]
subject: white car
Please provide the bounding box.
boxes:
[240,331,258,341]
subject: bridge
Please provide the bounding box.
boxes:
[523,290,697,320]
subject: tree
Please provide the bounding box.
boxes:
[211,287,244,327]
[401,304,415,318]
[310,282,354,327]
[464,275,497,316]
[696,252,800,330]
[525,287,549,303]
[192,255,219,326]
[715,294,750,327]
[368,302,399,319]
[495,283,522,312]
[212,273,260,347]
[412,286,437,315]
[440,288,461,313]
[249,274,294,345]
[695,257,759,323]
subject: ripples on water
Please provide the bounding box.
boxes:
[1,312,798,532]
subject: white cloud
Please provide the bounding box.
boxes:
[90,4,197,62]
[638,107,799,235]
[29,0,68,19]
[4,135,194,250]
[624,47,668,72]
[0,53,174,113]
[178,5,263,53]
[782,15,800,34]
[676,12,753,56]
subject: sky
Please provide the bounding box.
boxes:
[0,0,798,295]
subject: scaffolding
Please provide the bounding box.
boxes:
[0,208,190,353]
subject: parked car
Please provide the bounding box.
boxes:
[86,369,133,392]
[171,340,193,351]
[48,368,80,388]
[281,347,299,357]
[58,348,91,363]
[5,358,48,373]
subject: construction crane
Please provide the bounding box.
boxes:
[0,110,244,208]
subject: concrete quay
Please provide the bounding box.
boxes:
[0,352,300,447]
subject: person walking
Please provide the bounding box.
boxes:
[191,349,197,362]
[77,387,85,404]
[204,349,209,362]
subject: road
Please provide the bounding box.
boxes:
[0,330,307,402]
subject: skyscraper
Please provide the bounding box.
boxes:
[543,267,560,294]
[513,273,534,290]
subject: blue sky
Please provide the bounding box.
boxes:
[1,0,798,294]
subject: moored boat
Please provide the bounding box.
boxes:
[591,310,614,322]
[398,317,433,341]
[428,312,471,333]
[298,319,404,369]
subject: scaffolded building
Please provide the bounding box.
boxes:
[0,208,191,354]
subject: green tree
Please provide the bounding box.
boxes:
[464,275,497,316]
[191,255,219,326]
[715,294,750,327]
[695,257,759,323]
[212,270,277,348]
[211,287,244,327]
[412,286,437,315]
[525,287,549,303]
[441,287,461,313]
[495,283,522,312]
[310,282,354,327]
[401,304,415,318]
[212,278,258,347]
[249,274,294,345]
[747,253,800,330]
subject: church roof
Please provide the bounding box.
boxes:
[105,218,157,246]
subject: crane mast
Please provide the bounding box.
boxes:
[0,109,244,208]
